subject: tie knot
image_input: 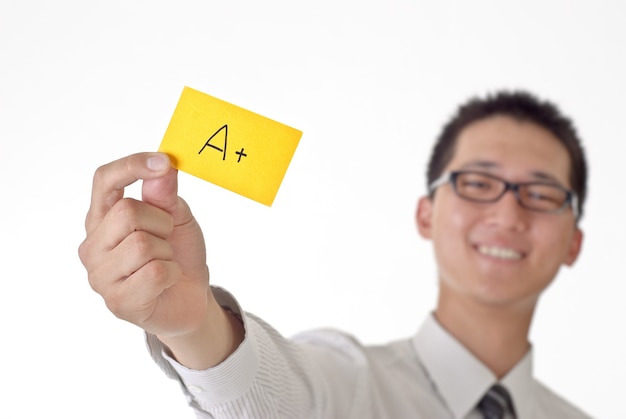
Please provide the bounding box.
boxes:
[478,384,515,419]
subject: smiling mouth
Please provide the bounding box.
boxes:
[477,245,523,260]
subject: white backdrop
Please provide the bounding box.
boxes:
[1,1,624,417]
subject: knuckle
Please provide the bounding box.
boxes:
[92,163,111,189]
[123,156,137,177]
[112,197,137,215]
[104,297,122,317]
[144,259,170,281]
[77,239,91,265]
[127,231,154,258]
[80,244,107,295]
[111,198,141,227]
[86,270,105,295]
[103,287,126,317]
[143,260,180,291]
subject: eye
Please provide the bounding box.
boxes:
[455,173,501,198]
[457,174,497,190]
[527,191,554,202]
[523,185,568,208]
[462,180,492,189]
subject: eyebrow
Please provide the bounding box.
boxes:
[458,160,564,184]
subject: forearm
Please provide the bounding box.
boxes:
[148,287,364,418]
[157,289,245,370]
[159,309,322,417]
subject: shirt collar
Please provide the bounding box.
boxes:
[412,313,535,419]
[500,348,534,419]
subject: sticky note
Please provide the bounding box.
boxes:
[158,86,302,206]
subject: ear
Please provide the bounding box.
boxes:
[416,196,434,240]
[564,228,584,266]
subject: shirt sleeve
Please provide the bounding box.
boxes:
[145,286,368,418]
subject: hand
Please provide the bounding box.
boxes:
[78,152,210,339]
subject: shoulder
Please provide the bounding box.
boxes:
[533,380,592,419]
[290,328,370,366]
[291,328,414,365]
[290,328,421,386]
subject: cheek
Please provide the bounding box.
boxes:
[530,223,576,265]
[432,196,475,238]
[431,198,475,263]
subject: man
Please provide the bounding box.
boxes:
[79,90,590,418]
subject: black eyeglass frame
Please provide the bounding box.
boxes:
[428,170,580,219]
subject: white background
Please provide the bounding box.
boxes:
[1,1,624,417]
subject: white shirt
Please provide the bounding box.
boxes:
[146,287,591,418]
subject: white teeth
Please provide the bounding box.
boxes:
[478,245,522,260]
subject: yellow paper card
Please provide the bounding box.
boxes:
[158,86,302,206]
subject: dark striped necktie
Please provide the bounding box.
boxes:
[477,384,516,419]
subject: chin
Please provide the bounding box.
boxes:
[473,286,542,309]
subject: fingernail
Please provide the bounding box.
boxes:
[147,154,169,171]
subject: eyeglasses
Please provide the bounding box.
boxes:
[429,171,579,219]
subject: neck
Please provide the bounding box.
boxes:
[434,287,536,379]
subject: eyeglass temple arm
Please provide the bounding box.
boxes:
[428,172,452,194]
[571,194,579,220]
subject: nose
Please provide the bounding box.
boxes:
[484,189,528,231]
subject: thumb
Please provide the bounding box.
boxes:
[142,165,192,226]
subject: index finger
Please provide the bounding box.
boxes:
[85,152,171,233]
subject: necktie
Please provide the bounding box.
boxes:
[478,384,515,419]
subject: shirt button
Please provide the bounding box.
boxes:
[188,385,203,394]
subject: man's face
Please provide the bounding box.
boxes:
[417,115,583,308]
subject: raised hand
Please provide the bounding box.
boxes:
[78,152,212,340]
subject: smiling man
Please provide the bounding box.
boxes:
[79,90,590,418]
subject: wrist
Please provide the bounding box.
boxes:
[157,291,244,370]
